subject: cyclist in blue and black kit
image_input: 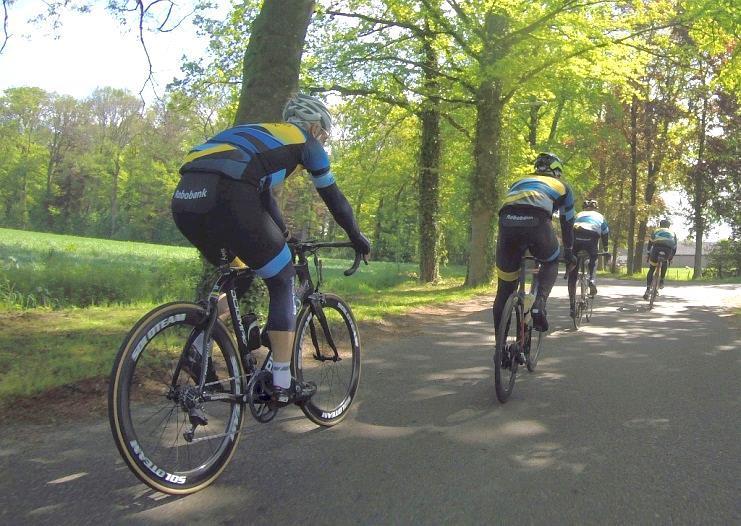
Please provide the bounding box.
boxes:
[567,199,610,317]
[643,219,677,300]
[171,94,371,405]
[493,152,576,335]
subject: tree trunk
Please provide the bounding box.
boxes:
[626,95,638,275]
[111,155,121,237]
[691,92,708,279]
[418,39,442,283]
[547,96,566,145]
[466,84,504,286]
[234,0,315,124]
[526,95,539,148]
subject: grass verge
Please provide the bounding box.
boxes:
[0,275,492,411]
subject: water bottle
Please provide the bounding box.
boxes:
[523,293,535,324]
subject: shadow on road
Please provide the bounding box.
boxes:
[2,282,739,524]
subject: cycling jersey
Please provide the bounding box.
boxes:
[648,227,677,250]
[501,175,575,221]
[180,123,335,191]
[574,211,609,235]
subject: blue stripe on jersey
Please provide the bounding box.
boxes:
[211,130,259,155]
[561,207,575,221]
[257,168,288,190]
[509,178,562,201]
[255,244,292,279]
[244,127,283,149]
[312,172,336,188]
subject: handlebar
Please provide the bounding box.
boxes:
[288,240,367,276]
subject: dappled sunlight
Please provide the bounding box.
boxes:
[511,442,587,474]
[456,419,548,446]
[623,418,670,431]
[339,421,417,440]
[127,486,249,523]
[47,472,88,484]
[425,366,490,382]
[409,385,459,401]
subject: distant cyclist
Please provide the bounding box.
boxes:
[171,93,371,404]
[493,152,576,334]
[643,219,677,300]
[567,200,609,317]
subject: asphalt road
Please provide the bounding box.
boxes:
[2,279,739,525]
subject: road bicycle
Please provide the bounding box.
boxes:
[109,240,363,495]
[647,250,669,311]
[568,250,610,329]
[493,256,545,403]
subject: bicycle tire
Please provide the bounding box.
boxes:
[585,293,593,323]
[293,293,361,426]
[494,293,520,403]
[648,269,659,311]
[526,326,543,372]
[109,302,244,495]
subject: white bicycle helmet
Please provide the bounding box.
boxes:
[282,93,332,135]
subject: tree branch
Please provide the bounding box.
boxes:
[504,20,687,101]
[419,0,479,60]
[441,112,473,141]
[1,0,9,55]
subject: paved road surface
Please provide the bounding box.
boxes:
[2,279,739,524]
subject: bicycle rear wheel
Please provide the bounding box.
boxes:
[109,302,244,495]
[494,293,521,403]
[584,294,594,322]
[293,293,361,426]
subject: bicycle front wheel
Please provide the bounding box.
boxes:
[293,294,361,426]
[494,293,521,403]
[526,326,543,372]
[108,302,244,495]
[648,272,659,311]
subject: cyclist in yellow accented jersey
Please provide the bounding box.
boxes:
[493,153,576,336]
[171,94,370,405]
[643,219,678,300]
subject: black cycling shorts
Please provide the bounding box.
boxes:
[648,244,673,267]
[573,229,600,258]
[495,206,560,282]
[171,172,289,278]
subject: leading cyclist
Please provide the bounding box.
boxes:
[567,199,609,318]
[643,219,677,300]
[493,152,576,335]
[170,94,371,405]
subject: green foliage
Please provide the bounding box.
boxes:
[707,239,741,278]
[0,228,202,308]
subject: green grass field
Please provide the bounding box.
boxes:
[0,228,487,404]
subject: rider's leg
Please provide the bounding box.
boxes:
[262,262,297,389]
[493,224,525,337]
[493,278,518,338]
[529,220,560,332]
[659,259,669,287]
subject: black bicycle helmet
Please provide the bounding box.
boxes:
[659,219,671,228]
[534,152,563,177]
[583,199,598,209]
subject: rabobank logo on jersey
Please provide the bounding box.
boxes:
[174,188,208,200]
